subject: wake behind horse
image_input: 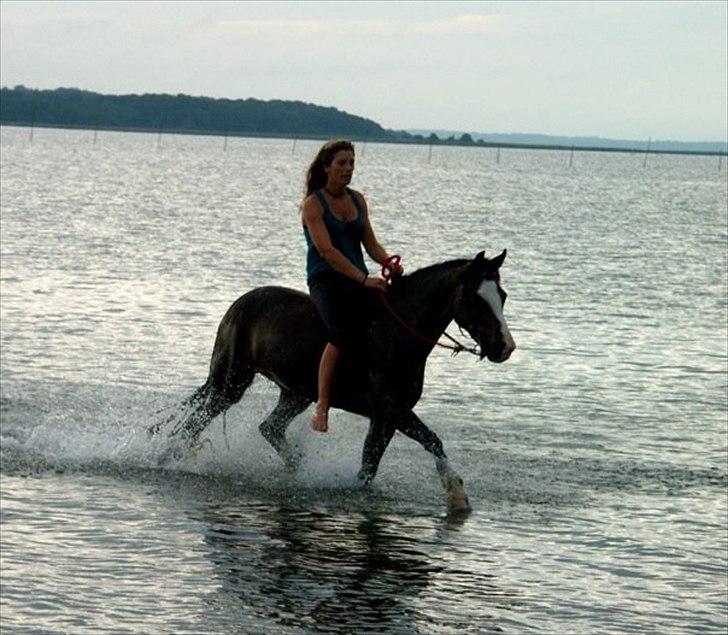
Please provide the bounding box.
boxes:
[150,251,515,511]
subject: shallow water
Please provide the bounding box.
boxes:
[1,126,726,634]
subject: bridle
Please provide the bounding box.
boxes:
[377,255,480,357]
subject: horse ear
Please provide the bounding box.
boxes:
[490,249,507,269]
[463,251,486,283]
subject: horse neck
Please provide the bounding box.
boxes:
[391,261,467,340]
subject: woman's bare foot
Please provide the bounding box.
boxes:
[311,405,329,433]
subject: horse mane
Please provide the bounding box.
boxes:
[394,258,468,284]
[390,258,470,299]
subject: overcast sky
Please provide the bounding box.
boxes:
[1,1,726,141]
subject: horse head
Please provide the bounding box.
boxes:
[453,250,516,362]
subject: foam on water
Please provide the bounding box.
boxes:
[2,377,724,515]
[1,381,362,486]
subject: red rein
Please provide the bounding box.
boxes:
[377,255,477,356]
[380,254,402,282]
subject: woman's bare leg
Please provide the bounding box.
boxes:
[311,343,341,432]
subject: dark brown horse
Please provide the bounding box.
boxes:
[150,251,515,510]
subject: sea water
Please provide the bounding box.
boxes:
[1,126,726,634]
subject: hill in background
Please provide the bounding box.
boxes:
[0,85,392,141]
[1,85,725,154]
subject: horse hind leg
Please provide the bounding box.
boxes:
[259,389,311,470]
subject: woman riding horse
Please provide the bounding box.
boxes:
[149,143,517,511]
[302,139,404,433]
[150,248,515,511]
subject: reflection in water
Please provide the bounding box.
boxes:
[197,501,509,633]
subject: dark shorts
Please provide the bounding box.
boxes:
[308,270,371,352]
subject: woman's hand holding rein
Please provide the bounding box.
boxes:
[362,274,388,292]
[361,254,403,292]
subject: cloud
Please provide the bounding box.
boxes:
[218,18,391,35]
[216,14,506,37]
[411,14,506,34]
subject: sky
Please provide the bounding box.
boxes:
[1,1,726,142]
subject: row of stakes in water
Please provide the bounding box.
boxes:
[21,123,726,170]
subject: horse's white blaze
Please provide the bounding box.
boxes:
[477,280,516,358]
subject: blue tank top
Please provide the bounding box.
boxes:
[303,188,368,283]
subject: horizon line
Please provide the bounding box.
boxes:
[2,84,726,148]
[2,122,726,158]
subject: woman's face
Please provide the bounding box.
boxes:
[324,150,355,187]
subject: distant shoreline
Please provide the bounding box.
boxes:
[3,122,726,157]
[2,86,725,157]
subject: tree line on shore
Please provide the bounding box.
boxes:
[0,85,479,146]
[3,85,724,154]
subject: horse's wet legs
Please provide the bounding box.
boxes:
[358,420,395,484]
[395,410,446,459]
[259,389,311,469]
[396,410,471,512]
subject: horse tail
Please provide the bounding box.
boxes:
[151,367,255,444]
[148,292,258,443]
[147,380,212,438]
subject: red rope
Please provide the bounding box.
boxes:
[377,256,478,356]
[380,254,401,281]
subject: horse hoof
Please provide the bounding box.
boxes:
[279,442,301,472]
[357,470,373,487]
[447,491,472,513]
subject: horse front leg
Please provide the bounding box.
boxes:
[396,410,471,512]
[358,419,395,485]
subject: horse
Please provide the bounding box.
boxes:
[150,250,516,511]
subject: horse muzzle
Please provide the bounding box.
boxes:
[483,338,516,363]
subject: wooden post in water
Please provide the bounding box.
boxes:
[93,123,98,145]
[361,140,367,158]
[719,154,723,172]
[569,145,574,168]
[643,137,652,168]
[29,106,36,144]
[496,147,500,165]
[223,131,228,152]
[291,136,297,155]
[157,120,163,149]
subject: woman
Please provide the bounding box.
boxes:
[302,139,403,433]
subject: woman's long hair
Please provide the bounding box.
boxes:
[304,139,355,196]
